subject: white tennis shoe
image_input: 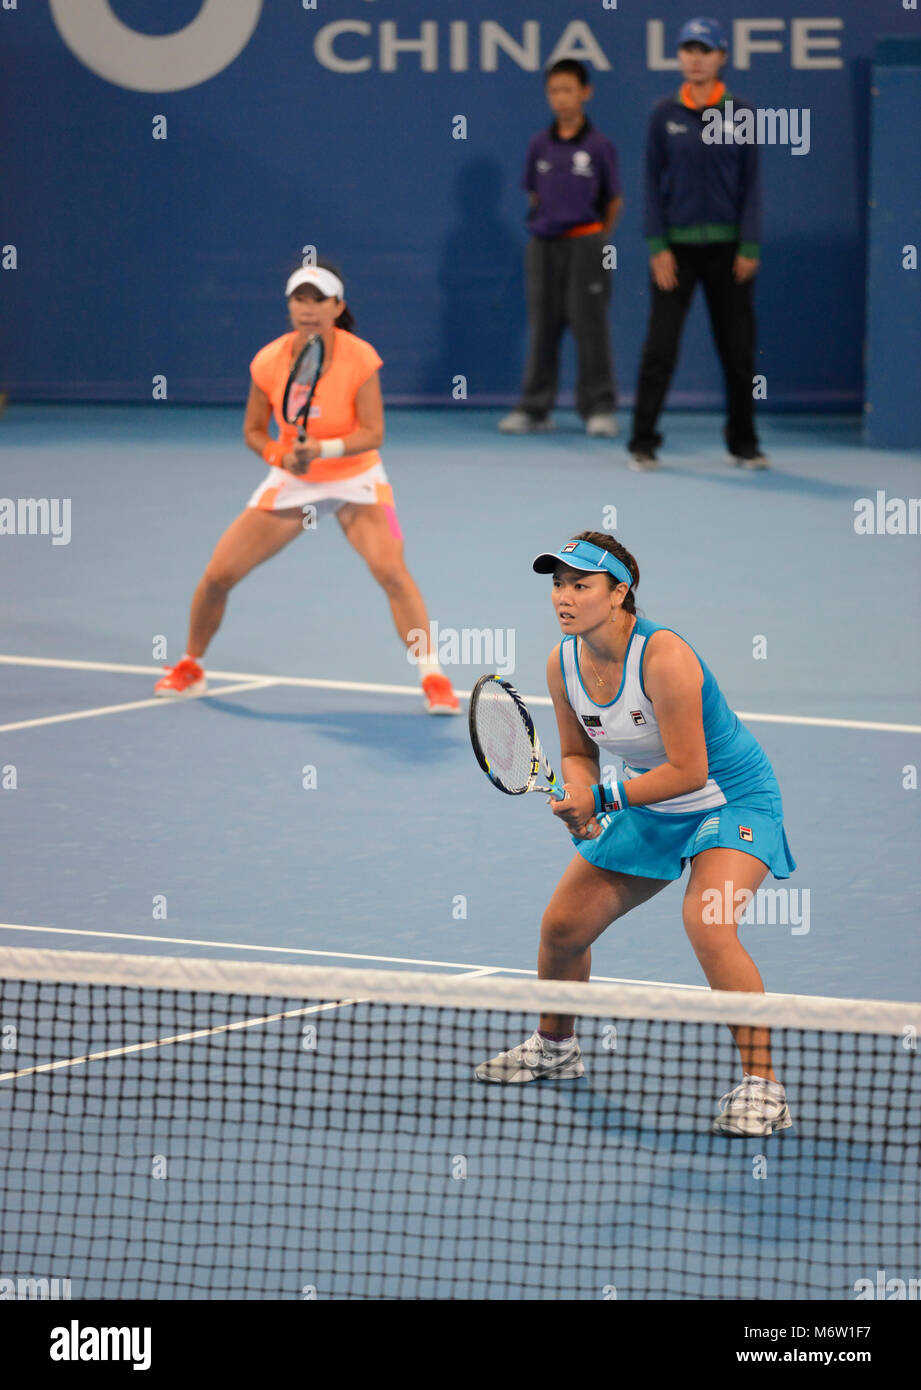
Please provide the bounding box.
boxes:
[497,411,555,434]
[712,1074,793,1136]
[585,413,620,437]
[475,1031,584,1084]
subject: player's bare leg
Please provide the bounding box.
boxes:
[337,501,459,712]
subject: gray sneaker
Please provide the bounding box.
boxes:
[498,411,555,434]
[731,450,769,470]
[586,413,620,438]
[711,1075,793,1136]
[475,1030,584,1084]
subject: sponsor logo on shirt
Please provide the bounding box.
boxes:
[571,150,593,177]
[630,710,646,726]
[536,158,552,174]
[581,715,603,728]
[288,392,322,420]
[666,121,688,135]
[739,825,754,842]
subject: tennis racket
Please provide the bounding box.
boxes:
[281,333,325,445]
[468,675,565,799]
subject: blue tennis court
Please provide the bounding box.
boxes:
[2,405,919,994]
[1,404,919,1300]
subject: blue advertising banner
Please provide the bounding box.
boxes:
[1,2,918,406]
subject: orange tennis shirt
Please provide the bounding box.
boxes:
[250,327,383,482]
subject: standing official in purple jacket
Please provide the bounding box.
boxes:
[500,59,623,438]
[629,18,767,471]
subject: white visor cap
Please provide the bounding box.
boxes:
[285,267,344,300]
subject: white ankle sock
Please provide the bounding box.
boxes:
[416,654,443,679]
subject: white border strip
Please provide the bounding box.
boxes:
[0,947,916,1035]
[1,654,918,733]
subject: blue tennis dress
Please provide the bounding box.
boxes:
[561,618,796,881]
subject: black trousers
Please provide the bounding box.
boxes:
[518,231,617,419]
[629,243,759,456]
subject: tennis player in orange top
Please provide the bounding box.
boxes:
[154,260,459,714]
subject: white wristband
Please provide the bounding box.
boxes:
[319,438,345,459]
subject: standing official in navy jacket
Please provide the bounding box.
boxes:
[629,18,767,471]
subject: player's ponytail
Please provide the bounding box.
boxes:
[316,257,356,333]
[573,530,640,614]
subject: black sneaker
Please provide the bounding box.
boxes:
[629,449,659,472]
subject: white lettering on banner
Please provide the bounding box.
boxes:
[651,17,843,72]
[647,22,681,71]
[380,20,438,73]
[315,19,609,73]
[49,0,263,93]
[314,21,372,74]
[733,18,843,70]
[48,9,846,89]
[314,18,841,75]
[733,18,785,69]
[791,18,844,69]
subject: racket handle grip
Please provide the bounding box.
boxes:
[548,784,566,801]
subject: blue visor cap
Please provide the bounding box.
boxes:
[532,540,634,588]
[678,17,728,50]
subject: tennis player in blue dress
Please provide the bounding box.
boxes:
[476,531,796,1137]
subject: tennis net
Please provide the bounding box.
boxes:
[0,947,918,1301]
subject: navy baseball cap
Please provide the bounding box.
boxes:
[532,539,635,589]
[678,17,728,51]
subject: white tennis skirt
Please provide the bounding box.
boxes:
[247,462,399,533]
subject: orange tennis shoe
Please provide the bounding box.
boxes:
[154,657,206,698]
[421,672,459,715]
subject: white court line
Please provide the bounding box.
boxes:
[0,923,708,991]
[1,652,918,733]
[0,964,502,1083]
[0,678,279,733]
[732,710,921,734]
[0,997,348,1082]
